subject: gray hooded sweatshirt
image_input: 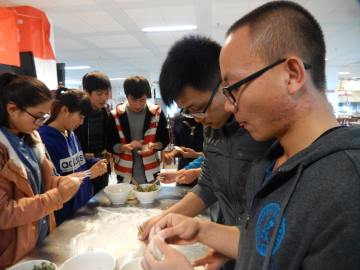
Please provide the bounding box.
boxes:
[236,126,360,270]
[191,117,276,227]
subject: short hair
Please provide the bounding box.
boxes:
[226,1,326,92]
[46,86,93,125]
[123,76,151,99]
[82,70,111,94]
[159,35,222,107]
[0,72,52,147]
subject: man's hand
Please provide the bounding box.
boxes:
[121,140,144,152]
[139,142,163,155]
[138,214,165,241]
[192,248,230,270]
[179,147,202,158]
[157,169,186,184]
[164,152,175,165]
[177,168,201,184]
[149,213,201,246]
[141,236,193,270]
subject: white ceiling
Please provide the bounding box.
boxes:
[1,0,360,88]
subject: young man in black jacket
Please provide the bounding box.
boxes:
[74,70,112,195]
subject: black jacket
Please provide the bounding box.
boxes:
[74,104,110,157]
[172,113,204,170]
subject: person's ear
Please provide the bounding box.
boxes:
[6,103,20,116]
[285,57,306,95]
[60,105,69,114]
[83,89,90,97]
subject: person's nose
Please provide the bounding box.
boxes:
[224,98,238,114]
[193,116,202,123]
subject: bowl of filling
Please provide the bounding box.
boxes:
[104,183,134,205]
[7,260,57,270]
[133,184,161,204]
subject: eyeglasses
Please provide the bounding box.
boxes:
[180,81,221,119]
[21,108,50,125]
[221,59,312,104]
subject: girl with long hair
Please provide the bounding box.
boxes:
[0,73,81,268]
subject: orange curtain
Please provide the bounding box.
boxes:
[0,7,20,66]
[9,6,55,60]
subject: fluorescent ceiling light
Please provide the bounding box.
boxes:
[142,25,197,32]
[338,72,350,74]
[109,78,126,80]
[64,66,91,70]
[65,80,81,85]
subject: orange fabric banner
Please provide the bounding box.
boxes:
[8,6,55,60]
[0,7,20,66]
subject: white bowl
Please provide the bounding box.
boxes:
[59,251,115,270]
[133,184,161,204]
[120,257,143,270]
[104,183,133,205]
[8,260,57,270]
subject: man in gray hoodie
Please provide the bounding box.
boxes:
[141,1,360,270]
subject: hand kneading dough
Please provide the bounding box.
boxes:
[149,235,164,260]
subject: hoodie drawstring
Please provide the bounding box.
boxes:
[262,163,305,270]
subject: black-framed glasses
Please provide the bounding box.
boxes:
[221,59,312,104]
[180,81,221,119]
[21,108,50,125]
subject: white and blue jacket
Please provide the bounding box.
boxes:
[38,125,98,225]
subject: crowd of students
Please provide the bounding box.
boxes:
[1,1,360,270]
[0,71,168,269]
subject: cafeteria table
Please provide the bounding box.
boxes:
[16,186,210,269]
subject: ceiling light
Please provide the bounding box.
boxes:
[325,58,328,61]
[64,66,91,70]
[109,78,126,80]
[142,25,197,33]
[338,72,350,74]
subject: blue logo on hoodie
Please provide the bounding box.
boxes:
[255,203,285,257]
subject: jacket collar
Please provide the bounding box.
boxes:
[0,129,45,175]
[116,102,160,115]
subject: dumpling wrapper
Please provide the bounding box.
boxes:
[149,235,164,260]
[174,146,183,151]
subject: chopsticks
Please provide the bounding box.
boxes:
[126,172,145,192]
[148,177,161,189]
[138,225,148,244]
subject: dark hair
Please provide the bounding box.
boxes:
[46,86,93,124]
[159,35,222,107]
[123,76,151,99]
[0,72,52,146]
[82,71,111,94]
[226,1,326,92]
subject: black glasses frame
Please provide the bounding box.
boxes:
[221,59,312,104]
[21,108,50,125]
[180,81,221,119]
